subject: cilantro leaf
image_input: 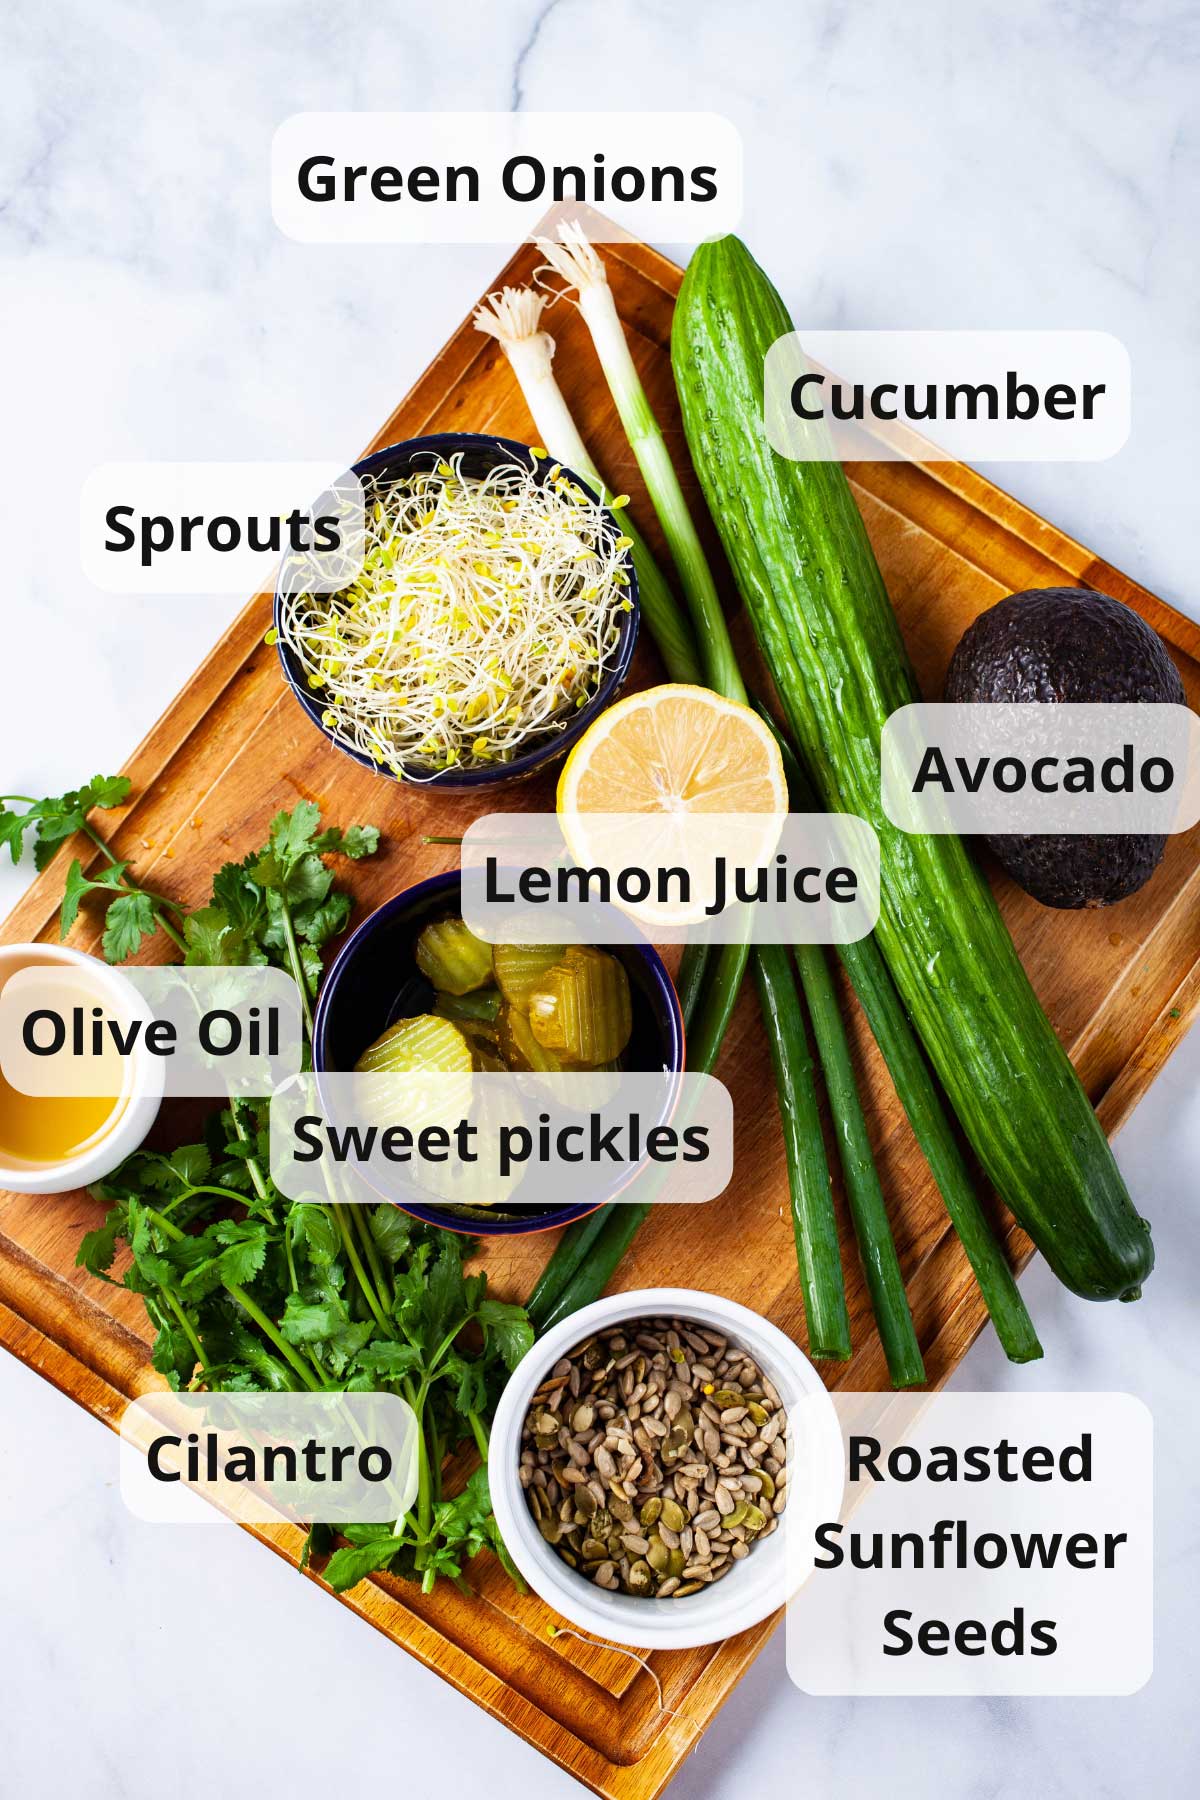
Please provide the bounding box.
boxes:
[295,891,351,948]
[59,859,93,941]
[81,775,132,811]
[368,1205,412,1266]
[0,804,36,866]
[59,858,129,940]
[280,1294,351,1344]
[101,890,159,962]
[183,903,258,968]
[312,824,380,860]
[287,1204,340,1270]
[76,1204,128,1282]
[269,801,322,868]
[323,1536,407,1594]
[477,1297,536,1371]
[179,1220,268,1297]
[351,1340,423,1379]
[169,1143,212,1187]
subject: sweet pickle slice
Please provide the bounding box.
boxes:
[528,947,633,1066]
[497,1003,569,1073]
[492,943,563,1010]
[354,1013,474,1075]
[352,1014,475,1169]
[415,917,494,995]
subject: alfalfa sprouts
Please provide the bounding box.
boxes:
[275,452,632,779]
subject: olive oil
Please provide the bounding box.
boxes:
[0,1064,123,1166]
[0,960,128,1169]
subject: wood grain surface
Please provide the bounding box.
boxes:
[2,216,1197,1800]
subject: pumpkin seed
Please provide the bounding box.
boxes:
[627,1559,653,1594]
[659,1497,687,1533]
[647,1539,671,1574]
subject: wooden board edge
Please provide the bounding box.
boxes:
[0,1268,772,1800]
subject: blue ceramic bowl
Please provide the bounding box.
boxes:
[312,872,684,1237]
[274,432,639,790]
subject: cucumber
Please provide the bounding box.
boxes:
[671,235,1153,1302]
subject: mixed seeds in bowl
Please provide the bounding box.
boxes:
[519,1316,788,1598]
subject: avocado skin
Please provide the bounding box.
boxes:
[945,587,1186,909]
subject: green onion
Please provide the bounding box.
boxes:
[534,225,745,706]
[760,706,1041,1364]
[528,933,712,1330]
[528,226,757,1331]
[535,221,757,1197]
[473,285,702,687]
[754,945,851,1360]
[527,1202,613,1330]
[835,931,1042,1364]
[674,941,710,1030]
[793,941,926,1389]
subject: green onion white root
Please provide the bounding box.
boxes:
[473,286,702,687]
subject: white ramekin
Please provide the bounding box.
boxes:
[490,1287,844,1650]
[0,943,164,1194]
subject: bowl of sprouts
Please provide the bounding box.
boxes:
[312,872,684,1236]
[274,433,640,787]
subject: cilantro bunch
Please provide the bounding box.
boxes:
[82,1161,530,1594]
[5,775,533,1596]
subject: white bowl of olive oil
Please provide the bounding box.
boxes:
[0,944,164,1194]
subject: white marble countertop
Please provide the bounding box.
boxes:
[1,3,1197,1795]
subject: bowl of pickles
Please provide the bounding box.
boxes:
[312,871,684,1234]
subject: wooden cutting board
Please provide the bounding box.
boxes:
[2,214,1197,1799]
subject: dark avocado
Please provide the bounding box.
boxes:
[944,586,1186,909]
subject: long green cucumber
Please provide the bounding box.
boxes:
[671,235,1153,1302]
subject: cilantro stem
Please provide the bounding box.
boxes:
[352,1205,393,1311]
[229,1100,274,1211]
[413,1405,434,1561]
[273,888,316,1040]
[331,1204,393,1336]
[162,1287,211,1376]
[227,1284,322,1390]
[81,822,189,953]
[467,1410,490,1462]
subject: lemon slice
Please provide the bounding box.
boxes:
[557,684,788,927]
